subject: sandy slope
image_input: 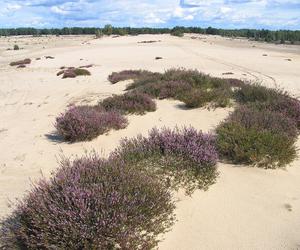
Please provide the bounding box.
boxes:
[0,34,300,249]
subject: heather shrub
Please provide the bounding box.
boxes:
[55,106,127,142]
[129,80,192,100]
[112,127,218,194]
[62,70,77,78]
[234,83,283,104]
[180,88,212,108]
[73,68,91,76]
[58,67,91,79]
[229,105,298,138]
[216,122,297,168]
[0,154,175,249]
[108,70,154,84]
[10,58,31,66]
[100,91,156,115]
[125,68,234,108]
[234,83,300,127]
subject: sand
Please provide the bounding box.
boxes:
[0,34,300,249]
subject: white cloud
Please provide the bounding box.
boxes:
[51,6,69,15]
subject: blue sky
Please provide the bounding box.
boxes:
[0,0,299,30]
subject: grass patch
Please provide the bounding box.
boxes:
[55,106,127,142]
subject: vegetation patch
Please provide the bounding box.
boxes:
[1,127,218,248]
[216,122,297,168]
[216,83,300,168]
[100,91,156,115]
[125,68,235,108]
[111,68,300,168]
[9,58,31,66]
[57,67,91,79]
[55,106,127,142]
[108,70,155,84]
[112,127,218,194]
[0,154,175,249]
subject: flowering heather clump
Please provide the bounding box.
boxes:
[250,94,300,128]
[100,91,156,115]
[217,84,300,168]
[108,70,154,84]
[55,106,127,142]
[229,105,298,138]
[125,68,234,108]
[112,127,218,193]
[0,155,175,249]
[216,122,297,169]
[234,83,285,104]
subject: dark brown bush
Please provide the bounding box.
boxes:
[10,58,31,66]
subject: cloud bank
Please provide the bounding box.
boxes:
[0,0,299,29]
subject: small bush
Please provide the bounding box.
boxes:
[180,88,212,108]
[216,122,297,168]
[9,58,31,66]
[59,68,91,79]
[108,70,154,84]
[100,91,156,115]
[112,127,218,194]
[229,105,298,138]
[234,83,283,104]
[171,30,184,37]
[235,83,300,127]
[13,45,19,50]
[0,154,175,249]
[55,106,127,142]
[74,68,91,76]
[62,70,77,79]
[126,69,234,108]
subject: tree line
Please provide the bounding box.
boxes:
[1,25,299,44]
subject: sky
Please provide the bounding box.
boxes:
[0,0,299,30]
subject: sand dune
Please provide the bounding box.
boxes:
[1,34,300,249]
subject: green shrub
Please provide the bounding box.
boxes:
[216,122,297,168]
[13,44,19,50]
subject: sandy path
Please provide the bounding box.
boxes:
[0,34,300,249]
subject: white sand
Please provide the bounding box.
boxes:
[0,34,300,249]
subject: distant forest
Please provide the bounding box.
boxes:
[1,25,300,44]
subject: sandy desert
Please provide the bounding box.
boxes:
[1,34,300,249]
